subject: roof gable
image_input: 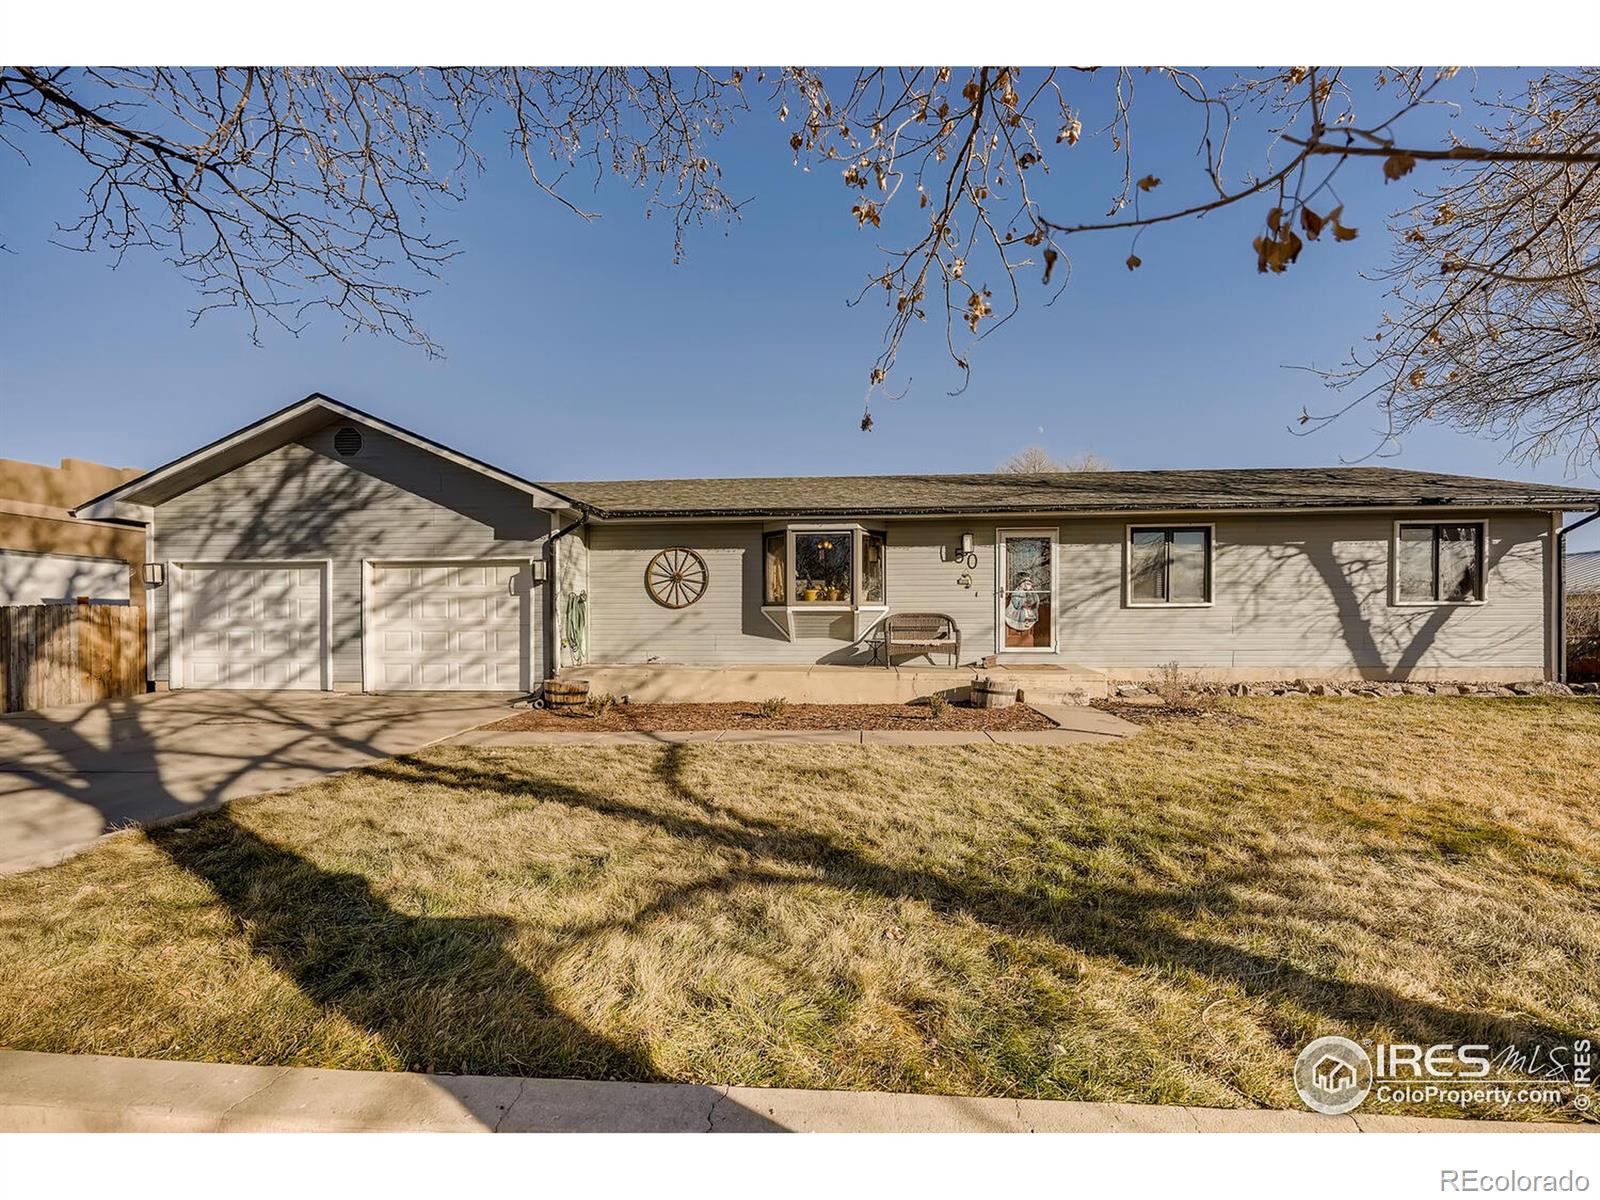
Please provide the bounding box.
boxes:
[73,394,575,518]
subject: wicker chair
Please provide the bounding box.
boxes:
[881,612,961,667]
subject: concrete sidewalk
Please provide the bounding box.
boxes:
[443,703,1142,749]
[0,1051,1583,1133]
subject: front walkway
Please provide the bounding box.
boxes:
[0,1051,1579,1133]
[0,691,516,876]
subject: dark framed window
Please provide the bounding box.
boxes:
[1128,526,1212,605]
[793,531,853,603]
[763,531,787,605]
[1396,523,1484,603]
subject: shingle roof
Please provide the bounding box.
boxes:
[1569,551,1600,594]
[545,466,1600,519]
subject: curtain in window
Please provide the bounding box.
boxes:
[763,532,787,605]
[862,532,886,603]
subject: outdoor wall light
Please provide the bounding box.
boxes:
[142,562,166,588]
[960,532,974,555]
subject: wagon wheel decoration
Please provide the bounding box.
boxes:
[645,548,708,609]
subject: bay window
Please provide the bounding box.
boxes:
[760,524,888,637]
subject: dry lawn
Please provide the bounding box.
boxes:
[2,696,1597,1121]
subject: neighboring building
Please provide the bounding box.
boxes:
[1570,550,1600,598]
[1567,549,1600,680]
[0,456,145,606]
[75,393,1600,693]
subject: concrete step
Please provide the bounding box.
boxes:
[561,664,1109,705]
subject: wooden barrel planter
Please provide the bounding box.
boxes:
[971,677,1016,709]
[543,679,590,712]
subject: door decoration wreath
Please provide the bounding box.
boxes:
[645,548,709,609]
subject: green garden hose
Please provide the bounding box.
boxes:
[563,590,588,666]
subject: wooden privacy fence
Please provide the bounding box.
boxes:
[0,604,146,714]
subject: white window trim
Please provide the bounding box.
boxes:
[995,527,1059,655]
[168,559,334,691]
[1123,523,1216,609]
[1390,519,1489,607]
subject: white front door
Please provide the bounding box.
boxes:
[367,560,529,691]
[996,529,1057,654]
[179,564,326,689]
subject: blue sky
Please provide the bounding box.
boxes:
[3,67,1597,547]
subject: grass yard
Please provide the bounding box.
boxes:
[2,697,1597,1122]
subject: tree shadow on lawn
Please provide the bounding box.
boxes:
[360,746,1583,1065]
[146,742,1580,1095]
[146,811,656,1083]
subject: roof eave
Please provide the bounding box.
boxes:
[585,496,1600,520]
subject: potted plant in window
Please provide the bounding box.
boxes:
[801,580,821,601]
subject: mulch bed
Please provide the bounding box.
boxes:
[485,701,1057,733]
[1091,699,1260,727]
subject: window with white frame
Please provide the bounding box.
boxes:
[762,526,887,608]
[1127,526,1212,605]
[1395,522,1484,603]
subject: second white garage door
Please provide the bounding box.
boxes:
[367,560,531,691]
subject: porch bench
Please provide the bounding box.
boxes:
[881,612,961,668]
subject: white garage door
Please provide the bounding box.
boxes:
[368,560,529,691]
[180,564,326,689]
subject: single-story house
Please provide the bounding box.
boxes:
[73,393,1600,694]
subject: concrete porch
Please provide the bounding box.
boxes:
[555,663,1109,705]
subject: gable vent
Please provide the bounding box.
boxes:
[333,427,363,457]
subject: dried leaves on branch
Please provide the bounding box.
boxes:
[3,65,1600,463]
[1306,69,1600,468]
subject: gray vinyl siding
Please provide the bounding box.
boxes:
[149,418,550,686]
[585,511,1552,673]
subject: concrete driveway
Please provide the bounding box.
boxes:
[0,691,516,877]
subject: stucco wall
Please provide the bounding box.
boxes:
[0,456,146,608]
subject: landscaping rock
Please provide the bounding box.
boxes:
[1103,677,1590,702]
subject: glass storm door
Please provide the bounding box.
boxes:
[998,530,1056,653]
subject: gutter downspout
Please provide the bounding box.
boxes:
[1557,506,1600,683]
[544,512,590,681]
